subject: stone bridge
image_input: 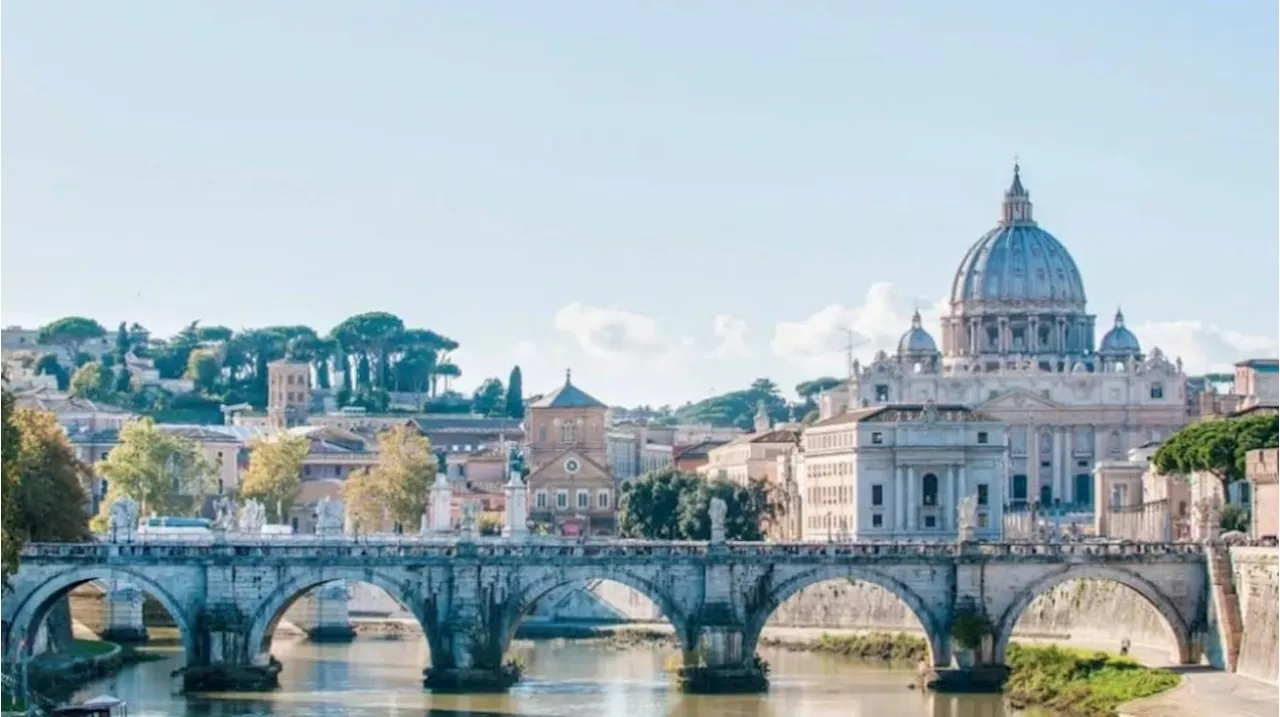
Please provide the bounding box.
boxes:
[1,539,1211,692]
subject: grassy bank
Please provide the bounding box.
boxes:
[763,632,928,663]
[1005,644,1180,717]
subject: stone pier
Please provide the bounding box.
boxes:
[291,582,355,642]
[100,581,148,644]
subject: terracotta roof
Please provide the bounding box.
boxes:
[673,440,729,460]
[13,389,132,415]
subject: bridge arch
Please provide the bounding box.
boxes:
[744,565,948,667]
[992,565,1193,664]
[3,566,196,664]
[505,567,693,648]
[244,568,431,662]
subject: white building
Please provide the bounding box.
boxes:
[819,165,1188,510]
[796,402,1006,542]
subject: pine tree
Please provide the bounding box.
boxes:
[505,365,524,418]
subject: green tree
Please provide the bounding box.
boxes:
[114,366,133,393]
[2,389,22,587]
[94,418,217,518]
[795,377,842,401]
[37,317,107,363]
[472,378,505,416]
[34,353,69,390]
[617,467,699,539]
[330,312,405,390]
[185,349,222,393]
[113,321,131,360]
[506,366,525,418]
[678,476,779,542]
[343,425,437,531]
[239,433,310,523]
[12,407,93,543]
[1153,414,1279,497]
[69,361,113,401]
[196,325,234,343]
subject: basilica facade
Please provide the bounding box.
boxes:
[817,165,1188,510]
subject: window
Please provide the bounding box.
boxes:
[871,432,884,445]
[561,421,578,443]
[1012,474,1028,501]
[924,515,937,528]
[538,426,547,443]
[1150,383,1164,399]
[556,491,568,509]
[977,513,989,528]
[875,385,890,402]
[977,484,989,506]
[1074,474,1092,506]
[1111,484,1128,509]
[535,491,548,508]
[921,473,939,506]
[597,490,610,509]
[977,431,989,444]
[1040,484,1053,506]
[872,485,883,506]
[872,513,883,528]
[287,374,294,385]
[304,465,312,477]
[333,465,341,477]
[577,490,589,509]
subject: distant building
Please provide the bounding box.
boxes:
[1247,448,1278,539]
[267,360,313,428]
[796,402,1006,542]
[672,440,728,474]
[698,403,800,486]
[524,370,616,536]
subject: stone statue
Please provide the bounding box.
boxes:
[920,400,939,424]
[1194,497,1222,543]
[315,496,345,537]
[956,494,977,542]
[709,497,728,544]
[460,500,480,539]
[237,499,266,535]
[107,498,140,541]
[213,495,238,532]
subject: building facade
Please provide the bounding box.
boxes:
[698,404,800,486]
[266,360,312,429]
[797,403,1006,541]
[524,371,616,536]
[819,165,1189,510]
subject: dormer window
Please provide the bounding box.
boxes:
[1150,383,1164,400]
[875,385,889,402]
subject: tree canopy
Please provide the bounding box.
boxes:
[2,389,22,587]
[94,418,217,519]
[10,407,94,545]
[505,366,525,418]
[343,425,437,532]
[239,433,310,523]
[37,317,106,362]
[1152,414,1279,492]
[616,467,781,541]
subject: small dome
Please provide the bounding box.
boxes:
[1099,309,1141,354]
[949,164,1087,311]
[897,311,938,355]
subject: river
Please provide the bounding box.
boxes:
[71,637,1057,717]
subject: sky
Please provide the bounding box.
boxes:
[3,1,1277,407]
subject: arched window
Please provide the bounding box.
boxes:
[922,473,939,506]
[561,421,577,443]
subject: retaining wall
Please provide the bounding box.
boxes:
[1230,547,1279,684]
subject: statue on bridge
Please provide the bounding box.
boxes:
[107,498,140,542]
[237,499,266,535]
[709,497,728,544]
[459,500,480,540]
[956,494,977,542]
[315,497,345,537]
[213,495,238,533]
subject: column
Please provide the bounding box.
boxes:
[1052,428,1064,506]
[906,466,917,531]
[946,465,958,531]
[1026,421,1039,504]
[1062,427,1074,505]
[895,465,907,532]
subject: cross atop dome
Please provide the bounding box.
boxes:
[1114,307,1126,327]
[910,309,923,329]
[1001,161,1035,225]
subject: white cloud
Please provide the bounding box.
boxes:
[553,302,671,359]
[708,314,751,359]
[771,283,946,366]
[1133,321,1278,373]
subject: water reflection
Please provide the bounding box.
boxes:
[73,637,1049,717]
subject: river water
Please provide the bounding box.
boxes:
[72,637,1055,717]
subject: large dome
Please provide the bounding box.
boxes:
[949,166,1087,312]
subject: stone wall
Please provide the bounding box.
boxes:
[1230,547,1279,684]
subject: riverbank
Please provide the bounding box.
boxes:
[576,626,1180,717]
[26,638,166,703]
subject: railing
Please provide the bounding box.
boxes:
[18,537,1209,562]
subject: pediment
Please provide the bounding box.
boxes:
[527,448,609,481]
[978,388,1060,412]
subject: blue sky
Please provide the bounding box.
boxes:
[3,1,1277,406]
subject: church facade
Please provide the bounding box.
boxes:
[818,165,1188,510]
